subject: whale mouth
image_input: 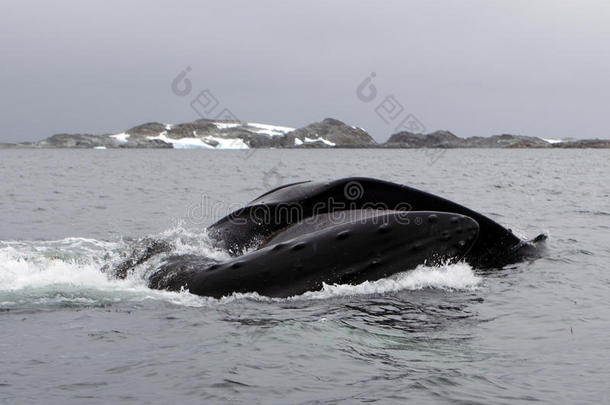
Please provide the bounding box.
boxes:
[97,177,544,299]
[207,177,544,269]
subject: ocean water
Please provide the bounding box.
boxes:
[0,149,608,404]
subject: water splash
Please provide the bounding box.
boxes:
[0,230,481,309]
[300,262,481,300]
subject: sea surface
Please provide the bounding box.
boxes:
[0,149,608,404]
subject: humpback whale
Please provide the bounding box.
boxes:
[110,177,546,298]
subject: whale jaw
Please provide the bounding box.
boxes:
[187,211,479,298]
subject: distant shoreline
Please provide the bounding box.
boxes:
[2,117,609,149]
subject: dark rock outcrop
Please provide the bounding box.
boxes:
[385,131,551,148]
[283,118,377,148]
[465,134,550,148]
[386,130,463,148]
[36,134,110,149]
[125,122,168,137]
[165,120,219,138]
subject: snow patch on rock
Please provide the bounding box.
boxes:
[247,122,295,136]
[214,122,241,130]
[148,131,249,150]
[304,136,336,147]
[110,133,130,143]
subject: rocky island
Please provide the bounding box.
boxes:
[1,118,609,149]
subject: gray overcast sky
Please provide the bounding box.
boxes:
[1,0,609,142]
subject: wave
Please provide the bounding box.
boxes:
[0,229,481,309]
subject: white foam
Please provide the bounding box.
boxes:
[156,226,231,260]
[190,262,481,303]
[294,138,304,146]
[110,132,130,143]
[0,254,123,291]
[0,237,215,308]
[93,146,107,150]
[0,250,212,308]
[0,240,132,292]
